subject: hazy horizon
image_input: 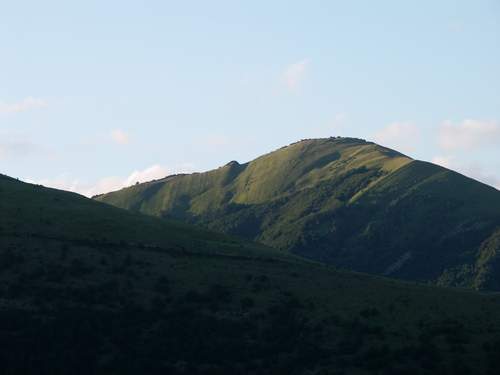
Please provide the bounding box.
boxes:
[16,136,500,197]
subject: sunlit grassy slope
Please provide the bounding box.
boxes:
[2,173,500,374]
[96,137,500,290]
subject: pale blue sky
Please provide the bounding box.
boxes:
[1,0,499,195]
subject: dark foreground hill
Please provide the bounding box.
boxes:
[2,174,500,374]
[96,137,500,290]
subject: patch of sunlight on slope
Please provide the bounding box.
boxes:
[334,145,414,204]
[231,138,412,205]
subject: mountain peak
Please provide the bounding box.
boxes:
[96,137,500,290]
[224,160,240,167]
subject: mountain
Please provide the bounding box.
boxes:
[95,137,500,290]
[3,173,500,374]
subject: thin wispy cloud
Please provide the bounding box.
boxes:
[312,113,349,138]
[431,155,455,169]
[283,59,310,91]
[0,141,43,160]
[448,21,464,33]
[432,155,500,190]
[0,131,53,161]
[28,163,196,197]
[0,97,47,114]
[204,135,231,147]
[330,113,348,133]
[110,129,130,145]
[438,119,500,151]
[123,164,169,186]
[432,118,500,190]
[373,122,420,154]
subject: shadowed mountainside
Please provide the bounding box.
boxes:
[2,173,500,373]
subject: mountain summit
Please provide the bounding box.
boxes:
[96,137,500,290]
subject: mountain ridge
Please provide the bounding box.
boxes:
[95,137,500,290]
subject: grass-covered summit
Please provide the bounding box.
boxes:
[3,173,500,374]
[96,137,500,290]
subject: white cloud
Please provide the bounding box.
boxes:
[461,165,500,190]
[0,97,47,114]
[28,163,196,197]
[433,118,500,190]
[29,176,123,198]
[432,155,499,190]
[283,59,310,91]
[438,119,500,151]
[110,129,130,145]
[373,122,420,153]
[123,165,169,186]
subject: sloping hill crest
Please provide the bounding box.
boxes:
[95,137,500,290]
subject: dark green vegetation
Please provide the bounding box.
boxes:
[2,174,500,374]
[96,137,500,290]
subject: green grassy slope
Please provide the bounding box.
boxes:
[3,174,500,374]
[0,173,286,259]
[95,137,500,290]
